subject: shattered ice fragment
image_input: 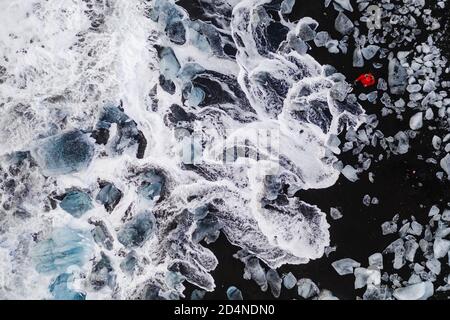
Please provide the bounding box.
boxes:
[353,47,364,68]
[60,191,93,218]
[330,207,343,220]
[314,31,330,47]
[89,252,115,290]
[283,272,297,290]
[368,253,383,270]
[393,282,434,300]
[334,0,353,12]
[317,289,339,300]
[341,165,359,182]
[297,278,320,299]
[191,289,206,300]
[440,154,450,178]
[266,269,282,298]
[362,45,380,60]
[32,228,92,274]
[49,273,86,300]
[332,258,361,275]
[426,259,441,275]
[31,130,95,176]
[409,112,423,130]
[354,268,381,289]
[226,286,243,300]
[117,211,156,247]
[90,220,114,250]
[388,58,408,95]
[404,240,419,262]
[381,220,397,235]
[428,205,439,217]
[335,12,354,35]
[96,183,123,212]
[433,238,450,259]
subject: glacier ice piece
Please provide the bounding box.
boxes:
[49,273,86,300]
[409,112,423,130]
[96,182,123,212]
[335,12,354,35]
[433,238,450,259]
[297,278,319,299]
[283,272,297,290]
[32,228,92,274]
[330,207,343,220]
[31,131,94,176]
[393,282,434,300]
[191,289,206,300]
[60,191,93,218]
[388,58,408,95]
[226,286,243,300]
[89,252,115,290]
[341,165,359,182]
[362,45,380,60]
[440,154,450,178]
[117,211,156,248]
[332,258,361,275]
[354,267,381,289]
[368,253,383,269]
[266,269,282,298]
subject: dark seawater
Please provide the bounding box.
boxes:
[182,0,450,300]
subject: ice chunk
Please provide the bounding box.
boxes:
[31,131,95,176]
[393,282,434,300]
[283,272,297,290]
[90,220,114,250]
[440,154,450,178]
[332,258,361,275]
[341,165,359,182]
[226,286,243,300]
[120,251,138,275]
[408,221,423,236]
[32,228,91,274]
[428,205,439,217]
[317,289,339,300]
[392,132,410,155]
[138,170,165,201]
[96,182,123,212]
[381,221,397,235]
[191,289,206,300]
[330,207,343,220]
[89,252,115,290]
[297,278,319,299]
[335,12,354,35]
[353,47,364,67]
[368,253,383,269]
[409,112,423,130]
[314,31,330,47]
[433,238,450,259]
[362,45,380,60]
[426,259,441,275]
[363,285,392,300]
[192,214,223,244]
[388,58,408,95]
[49,273,86,300]
[404,240,419,262]
[266,269,282,298]
[60,191,93,218]
[354,268,381,289]
[334,0,353,11]
[240,256,268,291]
[117,211,156,247]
